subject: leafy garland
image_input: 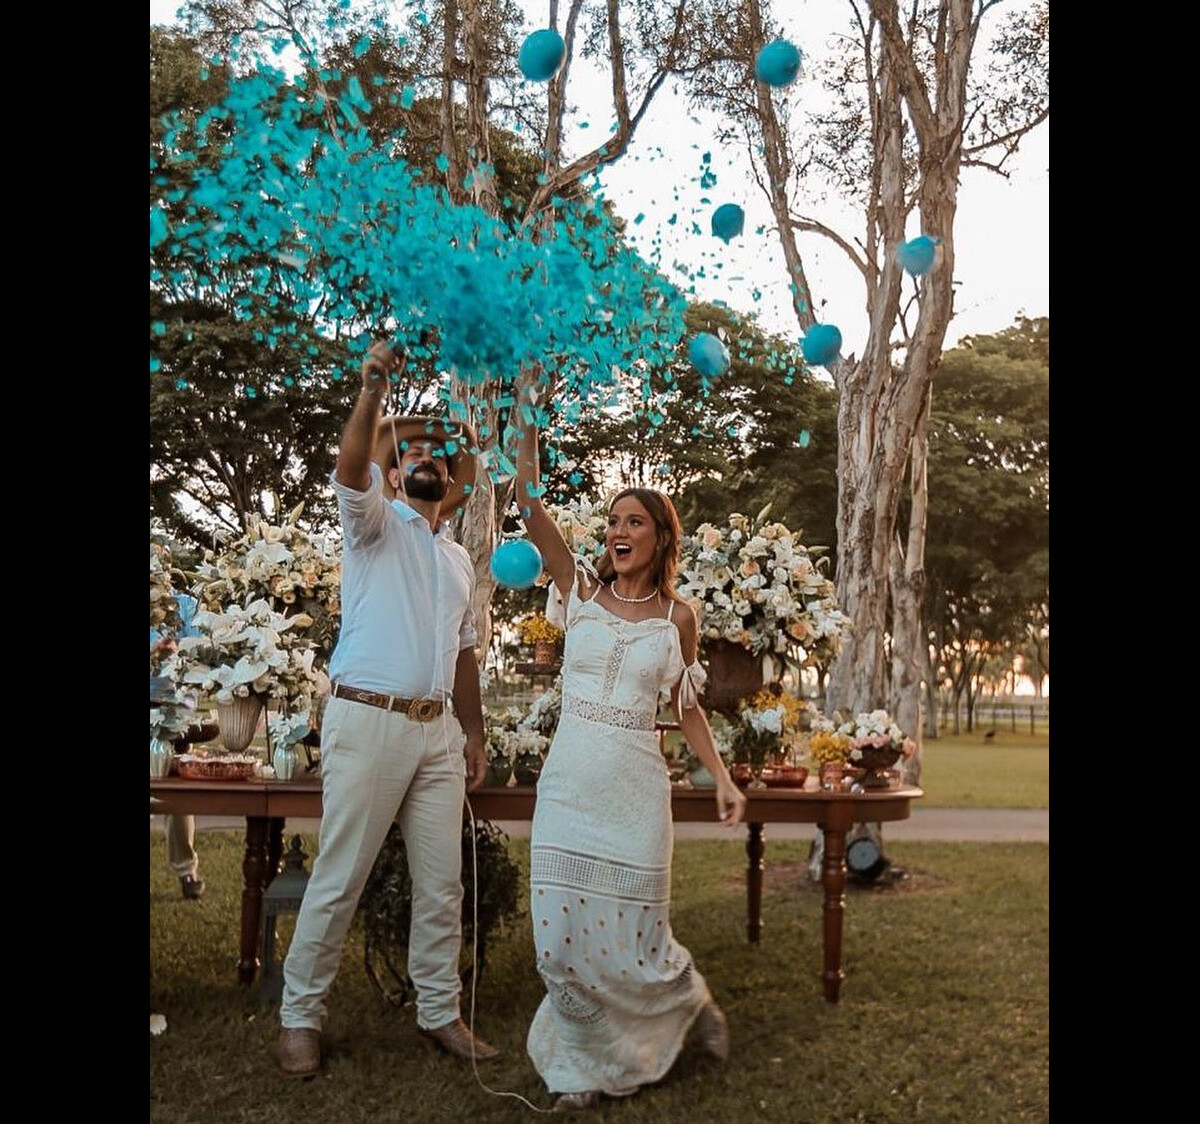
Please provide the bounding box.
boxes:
[359,820,525,1006]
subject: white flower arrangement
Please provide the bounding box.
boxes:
[485,706,527,766]
[177,599,329,709]
[490,725,550,767]
[191,505,342,655]
[541,497,608,572]
[836,708,917,761]
[150,703,194,744]
[677,504,849,664]
[150,541,182,638]
[521,677,563,737]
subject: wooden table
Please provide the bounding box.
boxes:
[150,778,922,1003]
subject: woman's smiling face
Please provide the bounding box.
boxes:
[606,495,660,578]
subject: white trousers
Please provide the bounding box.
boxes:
[281,696,467,1032]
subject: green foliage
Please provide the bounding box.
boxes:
[922,316,1050,697]
[358,819,525,1006]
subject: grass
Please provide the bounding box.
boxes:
[151,833,1048,1123]
[916,730,1049,809]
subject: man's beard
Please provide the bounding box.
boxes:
[403,465,449,502]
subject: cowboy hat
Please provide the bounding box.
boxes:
[372,415,479,517]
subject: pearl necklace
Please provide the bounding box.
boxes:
[609,581,659,604]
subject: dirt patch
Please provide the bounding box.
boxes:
[722,860,955,896]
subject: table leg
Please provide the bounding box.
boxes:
[820,824,847,1003]
[746,822,764,944]
[239,816,271,986]
[267,819,284,887]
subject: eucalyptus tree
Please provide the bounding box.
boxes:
[685,0,1049,775]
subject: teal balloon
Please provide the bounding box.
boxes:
[490,539,544,589]
[689,333,730,378]
[754,39,802,88]
[802,324,842,367]
[518,29,566,81]
[897,235,937,276]
[711,203,745,243]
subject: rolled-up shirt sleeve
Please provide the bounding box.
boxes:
[458,600,479,651]
[330,463,388,550]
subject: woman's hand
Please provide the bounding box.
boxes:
[715,774,747,827]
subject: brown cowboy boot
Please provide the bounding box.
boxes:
[418,1018,501,1063]
[273,1027,321,1079]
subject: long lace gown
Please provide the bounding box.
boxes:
[527,575,712,1097]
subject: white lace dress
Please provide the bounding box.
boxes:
[526,572,711,1097]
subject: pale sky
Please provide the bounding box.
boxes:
[150,0,1048,356]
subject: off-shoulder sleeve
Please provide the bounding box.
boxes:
[674,660,708,710]
[545,554,600,631]
[660,635,708,710]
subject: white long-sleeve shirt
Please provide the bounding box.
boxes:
[327,464,477,699]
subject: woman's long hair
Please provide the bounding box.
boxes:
[595,487,685,602]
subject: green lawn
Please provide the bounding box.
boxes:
[151,833,1048,1123]
[916,729,1049,809]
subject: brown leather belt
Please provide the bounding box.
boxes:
[332,683,445,722]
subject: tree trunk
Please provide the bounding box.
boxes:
[890,383,931,785]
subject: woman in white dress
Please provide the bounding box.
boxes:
[512,383,747,1113]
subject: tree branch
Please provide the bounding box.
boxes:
[786,213,869,278]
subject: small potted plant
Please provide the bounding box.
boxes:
[514,612,565,667]
[484,707,525,786]
[805,718,854,791]
[176,599,328,767]
[730,686,817,788]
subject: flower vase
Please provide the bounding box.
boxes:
[852,745,903,789]
[513,754,542,785]
[747,757,769,790]
[273,744,298,781]
[699,639,764,717]
[688,765,717,790]
[149,737,174,779]
[217,695,263,753]
[484,762,513,788]
[819,761,847,792]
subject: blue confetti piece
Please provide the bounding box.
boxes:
[797,430,811,448]
[149,206,170,249]
[150,357,161,373]
[353,34,370,57]
[400,85,415,109]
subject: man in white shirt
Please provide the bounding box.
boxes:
[275,340,496,1078]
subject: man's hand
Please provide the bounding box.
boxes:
[362,340,402,398]
[464,734,488,792]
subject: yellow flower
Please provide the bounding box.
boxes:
[515,613,564,646]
